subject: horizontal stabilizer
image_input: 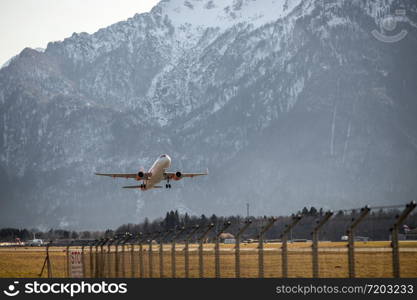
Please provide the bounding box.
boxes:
[122,185,163,189]
[122,185,141,189]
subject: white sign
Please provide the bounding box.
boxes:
[70,250,84,278]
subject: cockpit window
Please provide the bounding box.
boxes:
[160,154,166,158]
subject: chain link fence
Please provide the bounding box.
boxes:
[59,241,417,278]
[3,202,416,278]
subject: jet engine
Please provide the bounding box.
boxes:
[172,171,182,181]
[137,171,145,179]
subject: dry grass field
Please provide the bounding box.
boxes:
[1,241,416,278]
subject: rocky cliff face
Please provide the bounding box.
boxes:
[1,0,416,229]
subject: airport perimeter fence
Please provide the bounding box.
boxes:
[41,201,417,278]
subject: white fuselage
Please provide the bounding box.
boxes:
[140,155,171,190]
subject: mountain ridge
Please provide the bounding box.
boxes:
[0,0,416,229]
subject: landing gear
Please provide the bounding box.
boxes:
[140,183,147,189]
[165,179,171,189]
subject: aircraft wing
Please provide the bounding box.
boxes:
[164,170,208,179]
[95,173,150,179]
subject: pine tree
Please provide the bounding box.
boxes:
[301,207,309,215]
[184,213,190,226]
[174,210,180,227]
[143,217,150,233]
[200,214,207,226]
[210,214,218,225]
[309,206,318,216]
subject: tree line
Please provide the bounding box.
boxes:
[1,207,416,242]
[114,208,416,241]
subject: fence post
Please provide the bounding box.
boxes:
[94,240,101,278]
[106,238,114,278]
[311,211,333,278]
[258,217,277,278]
[39,240,53,278]
[98,240,103,278]
[81,246,86,278]
[113,234,125,278]
[121,242,125,278]
[280,214,302,278]
[148,233,153,278]
[137,233,145,278]
[39,241,53,278]
[390,201,416,278]
[171,226,186,278]
[130,235,137,278]
[184,225,200,278]
[122,233,132,278]
[198,223,215,278]
[89,241,95,278]
[94,238,107,278]
[148,231,160,278]
[347,206,370,278]
[47,241,53,278]
[98,241,102,278]
[66,243,71,278]
[99,238,109,278]
[235,219,252,278]
[114,237,120,278]
[215,221,231,278]
[159,231,172,278]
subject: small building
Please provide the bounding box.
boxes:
[218,232,235,243]
[26,239,44,246]
[291,239,308,243]
[341,235,369,242]
[223,238,236,244]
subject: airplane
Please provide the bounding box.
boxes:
[95,154,208,190]
[27,233,43,246]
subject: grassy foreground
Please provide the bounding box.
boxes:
[1,241,416,278]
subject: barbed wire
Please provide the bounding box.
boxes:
[338,203,410,214]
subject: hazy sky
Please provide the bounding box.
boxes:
[0,0,159,66]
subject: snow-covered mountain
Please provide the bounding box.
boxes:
[1,0,416,229]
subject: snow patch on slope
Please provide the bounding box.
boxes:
[156,0,303,29]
